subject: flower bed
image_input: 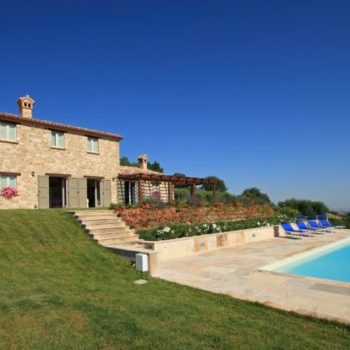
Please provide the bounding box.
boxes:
[114,203,275,230]
[138,216,280,241]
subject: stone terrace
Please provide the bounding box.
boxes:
[154,230,350,324]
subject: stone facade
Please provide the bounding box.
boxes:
[1,116,120,209]
[1,96,173,209]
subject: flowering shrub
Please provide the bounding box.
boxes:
[1,187,18,200]
[114,203,276,230]
[138,216,281,241]
[152,190,161,199]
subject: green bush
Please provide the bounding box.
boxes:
[330,217,350,229]
[277,206,300,218]
[138,216,281,241]
[174,188,237,207]
[278,199,328,216]
[240,187,271,204]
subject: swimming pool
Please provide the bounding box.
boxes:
[262,237,350,283]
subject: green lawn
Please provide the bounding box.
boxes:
[0,210,349,349]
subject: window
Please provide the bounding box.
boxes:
[51,131,65,148]
[0,122,16,142]
[0,175,17,189]
[87,137,99,153]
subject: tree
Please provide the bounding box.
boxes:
[173,173,187,188]
[240,187,271,204]
[147,161,164,173]
[120,156,164,173]
[201,176,227,192]
[120,157,138,167]
[278,199,329,216]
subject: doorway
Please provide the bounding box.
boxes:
[124,181,136,205]
[87,179,101,208]
[49,177,67,208]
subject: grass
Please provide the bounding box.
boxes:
[0,210,349,349]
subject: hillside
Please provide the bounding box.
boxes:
[0,210,349,349]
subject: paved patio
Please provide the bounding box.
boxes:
[154,230,350,324]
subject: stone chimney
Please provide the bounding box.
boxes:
[138,154,148,171]
[17,95,35,119]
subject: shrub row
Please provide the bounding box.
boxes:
[114,203,276,230]
[138,216,281,241]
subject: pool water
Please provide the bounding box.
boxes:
[280,244,350,283]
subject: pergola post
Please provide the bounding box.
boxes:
[138,179,143,203]
[167,181,173,204]
[190,183,196,198]
[212,182,216,201]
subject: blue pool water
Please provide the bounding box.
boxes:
[280,243,350,283]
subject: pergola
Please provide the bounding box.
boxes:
[117,173,217,203]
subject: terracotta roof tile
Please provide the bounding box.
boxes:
[0,111,123,141]
[118,165,164,175]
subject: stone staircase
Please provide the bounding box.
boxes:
[70,210,141,248]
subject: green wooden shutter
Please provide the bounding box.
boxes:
[78,178,87,208]
[38,176,49,209]
[103,180,111,207]
[68,178,79,208]
[68,178,87,208]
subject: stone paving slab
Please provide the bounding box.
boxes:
[154,230,350,324]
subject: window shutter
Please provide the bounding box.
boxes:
[68,178,80,208]
[38,176,49,209]
[51,131,56,146]
[78,178,87,208]
[0,123,6,139]
[1,176,7,188]
[9,124,16,141]
[103,180,111,207]
[9,177,16,187]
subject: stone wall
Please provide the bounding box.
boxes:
[0,123,120,209]
[144,226,278,263]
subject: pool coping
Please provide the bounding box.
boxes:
[260,236,350,288]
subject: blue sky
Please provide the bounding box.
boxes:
[1,0,349,209]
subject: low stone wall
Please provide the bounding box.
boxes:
[144,225,280,263]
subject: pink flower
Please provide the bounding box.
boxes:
[1,186,18,200]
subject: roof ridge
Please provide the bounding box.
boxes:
[0,111,123,141]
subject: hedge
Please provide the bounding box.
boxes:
[138,216,281,241]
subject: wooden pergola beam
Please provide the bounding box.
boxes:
[117,173,216,186]
[118,173,217,203]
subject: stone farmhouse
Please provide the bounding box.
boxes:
[1,96,214,209]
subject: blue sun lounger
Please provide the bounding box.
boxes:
[307,220,329,232]
[281,223,303,238]
[296,221,322,234]
[318,219,345,230]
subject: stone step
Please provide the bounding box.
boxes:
[70,210,139,250]
[83,223,126,230]
[99,237,138,246]
[73,210,114,217]
[87,227,134,235]
[92,231,137,240]
[93,232,137,241]
[81,219,123,225]
[75,214,121,221]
